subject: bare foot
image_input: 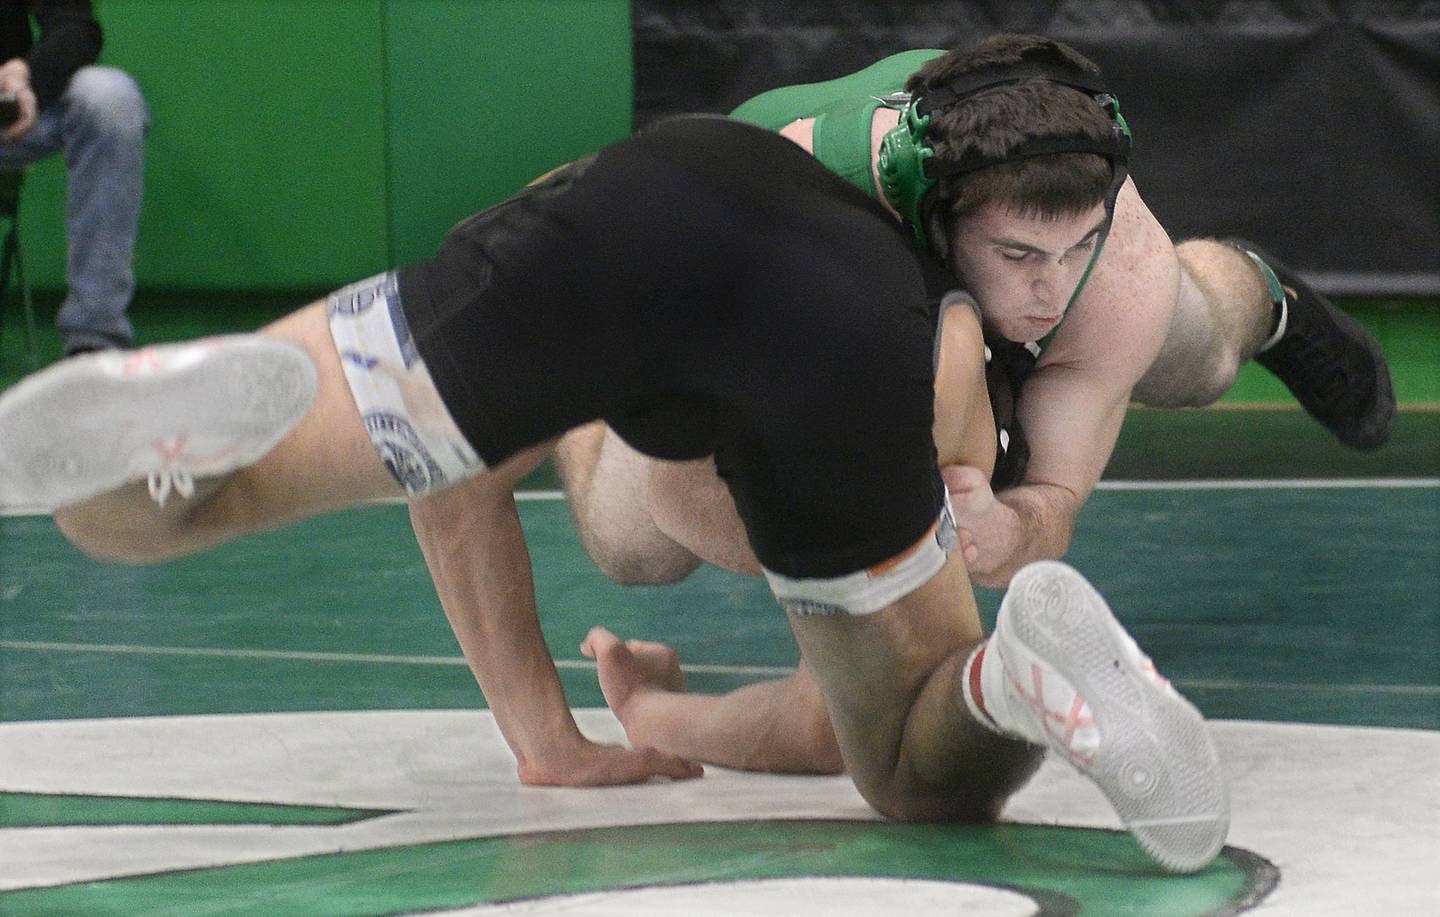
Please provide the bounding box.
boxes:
[580,626,686,728]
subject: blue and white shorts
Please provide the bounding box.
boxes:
[326,272,485,497]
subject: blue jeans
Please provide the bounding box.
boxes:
[0,66,148,353]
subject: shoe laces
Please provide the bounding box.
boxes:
[147,469,195,507]
[146,436,197,507]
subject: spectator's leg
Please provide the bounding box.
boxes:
[55,66,148,354]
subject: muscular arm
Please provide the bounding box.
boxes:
[409,441,701,786]
[955,181,1178,587]
[983,357,1131,584]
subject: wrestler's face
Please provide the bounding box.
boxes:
[947,200,1109,343]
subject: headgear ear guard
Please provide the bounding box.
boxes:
[876,61,1132,255]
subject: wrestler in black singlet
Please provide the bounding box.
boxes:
[395,116,955,580]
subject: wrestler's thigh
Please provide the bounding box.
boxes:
[558,424,701,585]
[1132,265,1228,407]
[188,301,404,534]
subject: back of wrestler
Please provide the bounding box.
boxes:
[400,114,950,581]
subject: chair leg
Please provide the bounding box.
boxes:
[0,226,14,367]
[12,227,37,368]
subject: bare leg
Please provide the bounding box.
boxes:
[52,301,402,563]
[553,422,701,585]
[1133,238,1274,407]
[788,558,1043,823]
[582,625,687,694]
[648,456,763,577]
[581,626,844,774]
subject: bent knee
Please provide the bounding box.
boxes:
[64,67,148,135]
[53,504,184,565]
[805,728,846,776]
[1190,353,1244,405]
[1134,267,1247,408]
[1134,347,1243,408]
[863,783,1004,825]
[586,542,700,586]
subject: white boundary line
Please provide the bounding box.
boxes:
[7,479,1436,517]
[515,490,564,501]
[1095,478,1440,490]
[522,481,1440,496]
[0,639,796,678]
[1,639,1435,695]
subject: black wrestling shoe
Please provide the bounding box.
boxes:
[1226,239,1396,450]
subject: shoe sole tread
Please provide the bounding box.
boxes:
[997,561,1229,872]
[0,337,317,508]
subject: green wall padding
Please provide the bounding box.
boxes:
[14,0,632,290]
[384,0,633,267]
[21,0,390,289]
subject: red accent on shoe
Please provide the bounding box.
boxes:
[1010,661,1097,767]
[122,348,163,375]
[152,435,190,466]
[968,642,993,726]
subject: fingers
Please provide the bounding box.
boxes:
[580,625,620,659]
[957,524,981,566]
[0,88,35,143]
[588,752,703,785]
[959,527,979,564]
[520,745,704,786]
[625,637,677,656]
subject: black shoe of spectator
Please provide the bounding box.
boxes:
[1226,239,1396,450]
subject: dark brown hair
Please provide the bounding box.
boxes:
[904,34,1116,230]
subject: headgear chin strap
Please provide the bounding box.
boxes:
[876,61,1132,255]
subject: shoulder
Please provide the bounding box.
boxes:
[1043,179,1178,384]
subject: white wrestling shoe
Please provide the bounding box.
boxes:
[991,561,1229,873]
[0,336,317,510]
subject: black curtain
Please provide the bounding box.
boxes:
[633,1,1440,296]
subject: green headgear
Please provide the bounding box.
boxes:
[876,61,1132,255]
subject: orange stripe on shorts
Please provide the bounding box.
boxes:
[865,519,939,577]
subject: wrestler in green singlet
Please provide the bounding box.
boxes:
[730,48,1104,323]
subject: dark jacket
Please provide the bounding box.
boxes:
[0,0,102,108]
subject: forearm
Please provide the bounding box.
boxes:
[980,482,1082,587]
[408,476,583,782]
[992,352,1132,588]
[623,670,843,774]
